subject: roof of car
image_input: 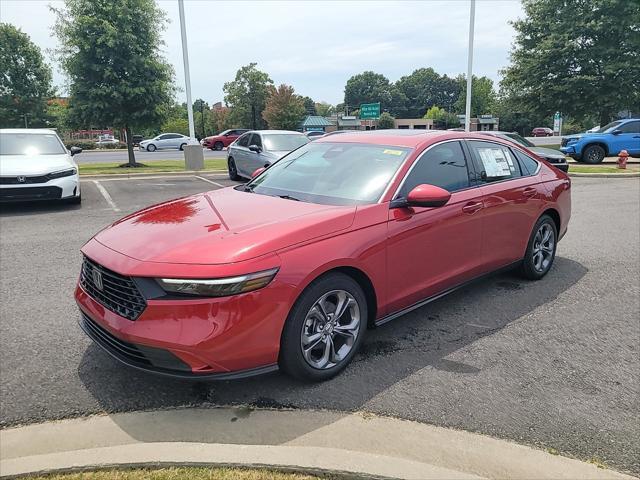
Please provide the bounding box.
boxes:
[249,130,306,135]
[313,129,479,148]
[0,128,58,134]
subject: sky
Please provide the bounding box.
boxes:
[0,0,524,106]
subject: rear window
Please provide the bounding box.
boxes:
[0,132,66,155]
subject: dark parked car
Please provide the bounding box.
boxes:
[131,135,143,147]
[532,127,554,137]
[478,131,568,172]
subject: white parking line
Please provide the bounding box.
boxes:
[93,180,120,212]
[194,176,226,188]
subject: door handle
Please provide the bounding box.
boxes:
[523,187,537,198]
[462,201,483,214]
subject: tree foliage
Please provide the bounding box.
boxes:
[262,84,306,130]
[500,0,640,126]
[394,68,459,118]
[454,75,496,118]
[344,71,392,110]
[223,63,273,130]
[0,23,53,128]
[377,112,395,129]
[301,96,317,116]
[52,0,175,166]
[315,102,334,117]
[424,105,459,129]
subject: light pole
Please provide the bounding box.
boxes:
[178,0,196,143]
[464,0,476,132]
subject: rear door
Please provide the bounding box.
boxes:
[385,140,485,313]
[466,140,546,270]
[232,132,252,177]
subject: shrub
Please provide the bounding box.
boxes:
[64,140,97,150]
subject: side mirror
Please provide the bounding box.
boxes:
[69,146,82,156]
[251,167,266,178]
[249,144,262,153]
[263,162,271,168]
[401,184,451,208]
[612,129,622,135]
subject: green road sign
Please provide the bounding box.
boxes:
[360,103,381,119]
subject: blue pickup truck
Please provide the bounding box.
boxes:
[560,118,640,163]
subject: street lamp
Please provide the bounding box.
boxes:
[178,0,196,143]
[464,0,476,132]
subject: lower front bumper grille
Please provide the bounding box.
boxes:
[80,312,192,373]
[0,186,62,202]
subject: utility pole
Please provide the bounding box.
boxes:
[464,0,476,132]
[22,113,29,128]
[178,0,196,143]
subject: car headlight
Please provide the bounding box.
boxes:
[48,168,77,179]
[156,268,279,297]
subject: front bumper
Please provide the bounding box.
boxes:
[0,175,80,202]
[75,241,293,378]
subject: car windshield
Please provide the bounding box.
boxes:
[505,133,535,147]
[246,142,411,206]
[263,134,309,151]
[0,132,67,155]
[597,121,623,133]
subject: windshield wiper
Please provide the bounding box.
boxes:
[277,194,300,201]
[243,184,254,193]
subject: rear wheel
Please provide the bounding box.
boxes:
[179,143,187,151]
[582,144,605,164]
[519,215,557,280]
[214,141,224,151]
[146,144,156,152]
[279,273,367,382]
[228,157,241,181]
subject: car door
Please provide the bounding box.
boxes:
[156,134,170,149]
[611,121,640,156]
[385,140,485,314]
[466,139,547,271]
[244,133,267,175]
[231,132,252,177]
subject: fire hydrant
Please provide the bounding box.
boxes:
[617,150,629,169]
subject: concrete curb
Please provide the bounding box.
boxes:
[80,170,228,180]
[568,172,640,178]
[1,407,635,480]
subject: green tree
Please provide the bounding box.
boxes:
[161,117,189,136]
[0,23,53,128]
[211,108,234,134]
[501,0,640,126]
[223,63,273,130]
[377,112,395,129]
[315,102,334,117]
[344,71,392,111]
[454,75,496,117]
[424,105,460,129]
[52,0,175,166]
[394,68,460,118]
[301,96,317,116]
[45,99,69,133]
[192,98,211,139]
[262,84,306,130]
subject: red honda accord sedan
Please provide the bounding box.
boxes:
[75,130,571,381]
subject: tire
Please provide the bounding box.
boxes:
[179,143,187,151]
[279,272,367,382]
[228,157,241,181]
[146,144,156,152]
[519,214,557,280]
[214,141,224,151]
[582,144,605,164]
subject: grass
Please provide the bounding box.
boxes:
[24,467,325,480]
[569,165,638,174]
[540,143,561,150]
[79,159,226,175]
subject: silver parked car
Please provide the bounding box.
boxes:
[139,133,190,152]
[227,130,309,180]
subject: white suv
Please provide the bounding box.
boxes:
[0,129,82,204]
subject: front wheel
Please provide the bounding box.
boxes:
[582,144,605,164]
[146,144,156,152]
[279,273,367,382]
[214,141,224,151]
[519,215,557,280]
[228,157,241,181]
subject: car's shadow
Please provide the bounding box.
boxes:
[0,201,81,216]
[78,256,588,439]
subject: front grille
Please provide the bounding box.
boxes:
[80,312,191,373]
[80,256,146,320]
[0,186,62,201]
[0,174,51,185]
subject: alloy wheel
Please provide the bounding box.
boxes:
[300,290,361,370]
[532,223,555,273]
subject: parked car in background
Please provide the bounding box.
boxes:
[0,129,82,204]
[139,133,190,152]
[131,135,143,146]
[532,127,554,137]
[75,130,570,381]
[560,118,640,163]
[305,131,326,140]
[478,131,568,172]
[227,130,309,180]
[202,129,251,150]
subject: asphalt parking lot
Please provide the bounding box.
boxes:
[0,175,638,476]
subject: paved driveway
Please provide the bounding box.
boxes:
[0,176,638,476]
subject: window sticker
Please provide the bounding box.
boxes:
[478,147,512,177]
[383,149,404,156]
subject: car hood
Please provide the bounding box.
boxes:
[529,146,565,160]
[0,154,74,176]
[94,187,356,265]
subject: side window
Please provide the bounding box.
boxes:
[397,141,470,197]
[514,150,540,175]
[251,133,263,149]
[468,141,522,183]
[158,134,169,140]
[619,121,640,134]
[237,133,250,147]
